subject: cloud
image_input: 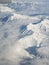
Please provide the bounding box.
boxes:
[0,0,12,3]
[0,3,49,65]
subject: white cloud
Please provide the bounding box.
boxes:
[0,3,49,65]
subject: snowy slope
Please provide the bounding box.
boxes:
[0,1,49,65]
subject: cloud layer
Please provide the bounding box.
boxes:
[0,1,49,65]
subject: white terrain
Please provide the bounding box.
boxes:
[0,0,49,65]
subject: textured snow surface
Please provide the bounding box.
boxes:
[0,1,49,65]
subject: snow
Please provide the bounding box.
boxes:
[0,1,49,65]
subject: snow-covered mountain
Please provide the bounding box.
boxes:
[0,1,49,65]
